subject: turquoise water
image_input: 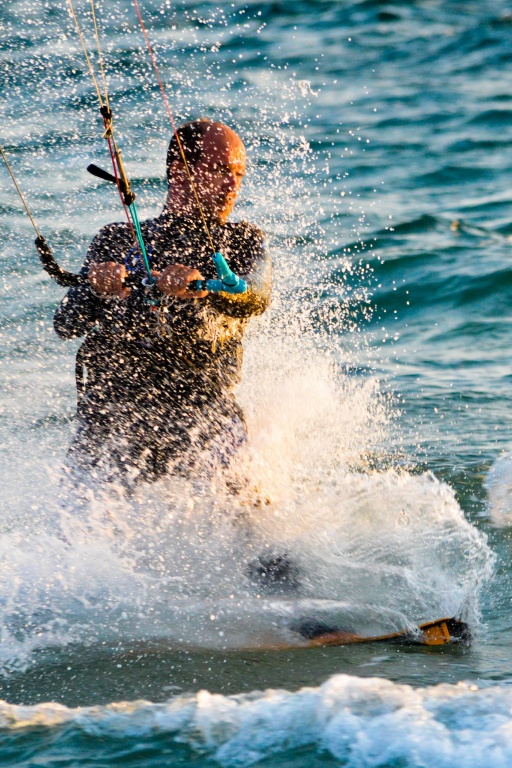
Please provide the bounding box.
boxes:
[2,0,512,765]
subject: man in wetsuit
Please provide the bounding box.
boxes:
[54,119,271,486]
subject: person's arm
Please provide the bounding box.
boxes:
[208,226,272,319]
[53,272,100,340]
[53,223,130,339]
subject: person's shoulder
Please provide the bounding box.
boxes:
[93,220,132,242]
[225,220,266,243]
[89,220,135,249]
[86,220,135,264]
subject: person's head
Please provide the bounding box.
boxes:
[166,119,246,224]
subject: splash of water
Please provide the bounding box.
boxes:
[0,345,493,671]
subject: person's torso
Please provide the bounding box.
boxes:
[80,213,258,404]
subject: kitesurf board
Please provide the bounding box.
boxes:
[279,616,470,650]
[124,597,470,652]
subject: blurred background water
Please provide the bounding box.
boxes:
[1,0,512,766]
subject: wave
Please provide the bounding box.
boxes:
[326,213,512,325]
[468,109,512,126]
[416,165,494,187]
[1,674,512,767]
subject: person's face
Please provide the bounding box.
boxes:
[171,124,246,224]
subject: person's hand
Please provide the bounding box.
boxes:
[153,264,208,299]
[88,262,131,300]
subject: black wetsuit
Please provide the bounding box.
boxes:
[54,211,271,484]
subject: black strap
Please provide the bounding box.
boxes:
[75,345,86,402]
[35,235,85,287]
[87,163,117,185]
[87,163,130,200]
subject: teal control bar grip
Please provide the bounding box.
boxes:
[191,251,247,294]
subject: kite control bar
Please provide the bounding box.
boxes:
[36,234,246,297]
[191,251,247,294]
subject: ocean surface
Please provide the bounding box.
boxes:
[1,0,512,765]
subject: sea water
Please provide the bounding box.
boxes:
[1,0,512,765]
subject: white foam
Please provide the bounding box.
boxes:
[2,675,512,767]
[486,452,512,526]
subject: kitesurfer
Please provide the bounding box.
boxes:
[54,119,271,486]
